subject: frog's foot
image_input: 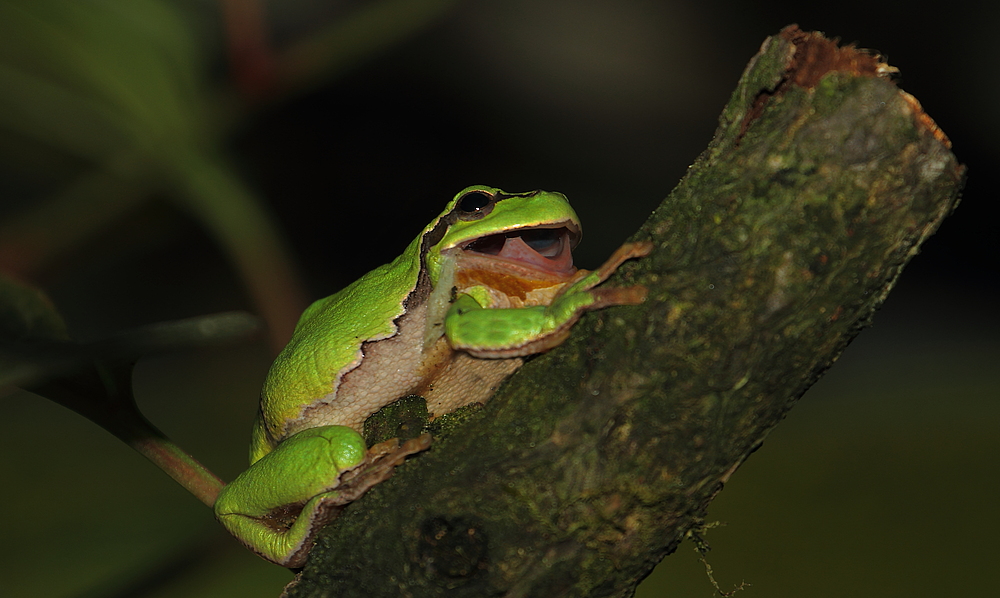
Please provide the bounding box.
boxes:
[589,241,653,286]
[352,433,433,486]
[556,240,652,307]
[321,433,432,506]
[267,434,431,568]
[587,283,648,310]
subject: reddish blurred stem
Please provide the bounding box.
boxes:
[218,0,278,99]
[34,367,225,507]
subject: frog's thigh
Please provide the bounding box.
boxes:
[216,425,365,518]
[422,353,523,416]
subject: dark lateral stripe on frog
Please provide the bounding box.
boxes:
[405,189,541,310]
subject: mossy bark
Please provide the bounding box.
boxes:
[284,26,964,598]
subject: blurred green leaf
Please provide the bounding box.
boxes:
[0,274,78,388]
[91,311,262,364]
[0,0,206,162]
[0,0,462,347]
[0,273,67,342]
[3,296,256,512]
[0,312,261,389]
[0,270,260,388]
[0,0,305,346]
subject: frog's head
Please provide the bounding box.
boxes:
[424,186,583,288]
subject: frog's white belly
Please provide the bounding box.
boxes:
[291,302,522,435]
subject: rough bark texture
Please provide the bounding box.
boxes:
[284,26,964,598]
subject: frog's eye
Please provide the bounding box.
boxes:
[457,190,494,217]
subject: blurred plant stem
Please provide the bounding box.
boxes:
[34,364,225,506]
[265,0,459,107]
[166,146,306,350]
[218,0,278,100]
[0,162,145,275]
[2,273,263,503]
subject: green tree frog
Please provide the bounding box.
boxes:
[214,185,651,566]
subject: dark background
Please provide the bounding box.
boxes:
[1,1,996,596]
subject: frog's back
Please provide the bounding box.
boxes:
[250,237,423,462]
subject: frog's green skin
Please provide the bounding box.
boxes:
[214,185,650,567]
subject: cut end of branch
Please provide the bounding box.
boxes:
[778,24,895,87]
[740,25,951,148]
[898,90,954,148]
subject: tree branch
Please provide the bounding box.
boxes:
[283,26,964,598]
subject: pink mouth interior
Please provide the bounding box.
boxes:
[463,228,576,275]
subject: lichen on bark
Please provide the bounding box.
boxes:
[283,25,964,598]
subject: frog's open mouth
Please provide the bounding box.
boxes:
[461,225,579,277]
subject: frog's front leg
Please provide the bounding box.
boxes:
[446,241,652,358]
[214,426,429,567]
